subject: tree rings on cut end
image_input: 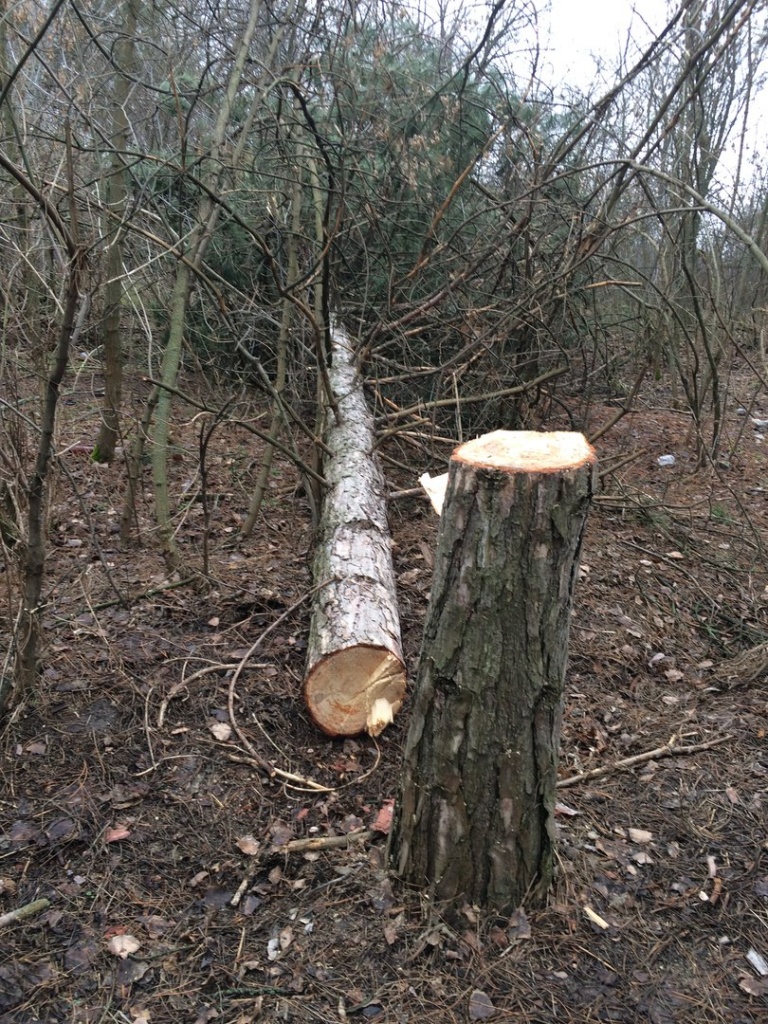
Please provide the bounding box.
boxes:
[455,430,596,474]
[304,646,406,737]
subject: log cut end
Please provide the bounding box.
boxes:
[455,430,595,474]
[304,646,406,737]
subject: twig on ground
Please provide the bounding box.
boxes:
[388,487,426,502]
[0,898,50,930]
[227,582,334,791]
[230,832,374,907]
[557,734,732,789]
[74,576,192,616]
[276,830,374,854]
[157,659,254,728]
[231,858,261,907]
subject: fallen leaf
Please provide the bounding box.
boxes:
[202,889,232,909]
[555,801,580,817]
[372,800,394,834]
[116,959,150,986]
[368,876,395,913]
[46,817,79,844]
[193,1006,219,1023]
[105,826,131,843]
[0,961,55,1010]
[507,907,531,940]
[628,828,653,844]
[739,977,768,997]
[383,914,403,946]
[725,787,740,805]
[209,721,232,742]
[359,1003,384,1019]
[141,915,173,938]
[65,934,100,974]
[269,820,293,846]
[666,551,684,559]
[631,851,654,865]
[241,895,262,917]
[457,904,478,927]
[10,820,40,844]
[107,934,141,959]
[236,835,260,856]
[340,813,365,833]
[469,989,496,1020]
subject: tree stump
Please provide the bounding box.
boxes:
[389,430,597,913]
[304,324,406,737]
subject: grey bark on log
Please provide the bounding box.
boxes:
[304,325,406,737]
[389,430,597,913]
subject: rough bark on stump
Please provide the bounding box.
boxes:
[304,326,406,737]
[389,430,597,913]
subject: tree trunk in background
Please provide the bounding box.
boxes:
[150,0,262,570]
[13,245,84,706]
[239,135,302,540]
[389,431,597,914]
[93,0,138,463]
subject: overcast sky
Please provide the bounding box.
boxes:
[547,0,764,183]
[543,0,670,89]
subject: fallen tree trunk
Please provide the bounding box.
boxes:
[389,430,597,913]
[304,325,406,737]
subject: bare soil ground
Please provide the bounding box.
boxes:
[1,365,767,1024]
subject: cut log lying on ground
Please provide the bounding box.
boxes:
[304,324,406,737]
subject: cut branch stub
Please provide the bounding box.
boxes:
[304,325,406,736]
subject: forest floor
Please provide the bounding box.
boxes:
[1,362,767,1024]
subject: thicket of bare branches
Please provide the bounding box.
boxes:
[1,0,768,708]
